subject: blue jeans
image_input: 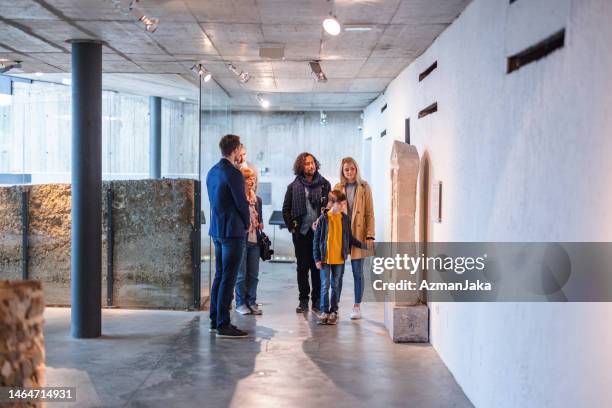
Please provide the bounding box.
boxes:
[235,241,260,307]
[211,237,246,329]
[320,264,344,314]
[337,258,364,305]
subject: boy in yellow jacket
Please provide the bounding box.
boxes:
[313,190,367,325]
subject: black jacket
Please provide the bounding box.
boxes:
[282,175,331,234]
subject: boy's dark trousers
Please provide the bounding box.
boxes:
[292,229,320,307]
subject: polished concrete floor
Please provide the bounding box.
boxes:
[44,263,472,408]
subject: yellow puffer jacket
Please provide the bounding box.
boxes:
[333,181,375,260]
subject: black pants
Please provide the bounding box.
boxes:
[293,229,320,305]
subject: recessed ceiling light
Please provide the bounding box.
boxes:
[323,15,341,36]
[34,72,43,76]
[309,61,328,82]
[179,97,186,101]
[61,78,71,86]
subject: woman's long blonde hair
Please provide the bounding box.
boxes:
[339,157,364,185]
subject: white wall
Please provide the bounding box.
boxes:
[363,0,612,406]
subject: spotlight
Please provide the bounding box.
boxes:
[257,94,270,109]
[309,61,327,83]
[323,15,341,36]
[239,71,250,83]
[227,63,250,83]
[139,15,159,32]
[0,60,22,74]
[191,63,212,82]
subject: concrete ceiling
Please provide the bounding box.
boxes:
[0,0,471,110]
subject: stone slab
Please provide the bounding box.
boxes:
[388,303,429,343]
[0,179,197,309]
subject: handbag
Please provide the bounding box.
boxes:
[258,231,274,261]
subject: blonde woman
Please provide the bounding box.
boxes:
[333,157,375,319]
[234,166,264,315]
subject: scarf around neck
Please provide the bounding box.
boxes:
[291,172,325,218]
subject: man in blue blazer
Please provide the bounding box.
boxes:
[206,134,250,338]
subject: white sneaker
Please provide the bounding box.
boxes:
[350,307,361,320]
[236,305,252,315]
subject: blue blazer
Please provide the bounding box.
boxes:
[206,158,250,238]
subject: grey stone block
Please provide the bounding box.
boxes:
[389,304,429,343]
[0,179,197,309]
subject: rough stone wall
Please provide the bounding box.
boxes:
[0,179,196,309]
[28,185,71,305]
[106,179,194,309]
[0,280,46,401]
[0,187,23,280]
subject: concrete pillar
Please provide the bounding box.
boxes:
[70,39,102,339]
[149,96,161,179]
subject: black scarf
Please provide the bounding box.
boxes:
[291,172,324,219]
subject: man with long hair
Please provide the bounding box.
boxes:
[282,152,331,313]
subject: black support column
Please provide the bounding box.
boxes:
[70,39,102,339]
[149,96,161,178]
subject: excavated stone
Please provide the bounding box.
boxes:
[385,141,430,343]
[0,280,45,408]
[0,179,196,309]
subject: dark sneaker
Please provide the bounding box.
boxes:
[209,324,217,334]
[216,325,248,338]
[327,312,338,325]
[296,301,309,313]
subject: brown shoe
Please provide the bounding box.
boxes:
[318,313,329,325]
[327,312,338,325]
